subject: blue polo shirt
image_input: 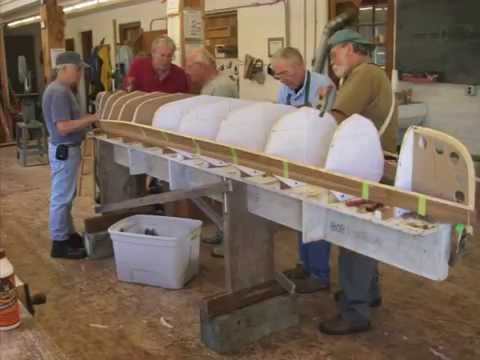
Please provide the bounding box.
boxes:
[277,70,336,110]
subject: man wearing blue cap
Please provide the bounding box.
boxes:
[318,29,397,335]
[271,46,336,294]
[42,51,99,259]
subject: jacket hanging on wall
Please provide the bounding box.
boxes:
[86,42,112,96]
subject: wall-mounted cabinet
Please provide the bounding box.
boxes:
[204,12,237,58]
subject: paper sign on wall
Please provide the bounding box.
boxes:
[167,0,180,15]
[184,9,203,40]
[50,48,66,69]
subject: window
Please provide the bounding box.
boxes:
[350,3,388,68]
[329,0,394,77]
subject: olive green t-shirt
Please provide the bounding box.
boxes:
[201,73,239,98]
[332,62,398,153]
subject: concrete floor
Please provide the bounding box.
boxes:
[0,146,479,360]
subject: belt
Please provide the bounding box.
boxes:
[50,142,81,147]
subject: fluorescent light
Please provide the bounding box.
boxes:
[63,0,99,13]
[6,0,115,28]
[7,15,41,28]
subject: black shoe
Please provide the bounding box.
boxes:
[319,315,371,335]
[334,290,382,308]
[68,233,85,249]
[295,276,330,293]
[51,241,87,259]
[283,264,310,280]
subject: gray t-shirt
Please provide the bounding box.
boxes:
[201,73,238,98]
[42,80,84,145]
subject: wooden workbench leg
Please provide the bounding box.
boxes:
[200,181,299,353]
[223,181,274,291]
[95,139,146,206]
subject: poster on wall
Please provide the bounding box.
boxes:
[50,48,66,68]
[167,0,180,15]
[183,9,203,40]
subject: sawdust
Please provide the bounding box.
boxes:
[1,147,480,360]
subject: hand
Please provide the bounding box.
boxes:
[89,113,100,126]
[318,85,333,99]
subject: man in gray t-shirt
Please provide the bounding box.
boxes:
[42,51,98,259]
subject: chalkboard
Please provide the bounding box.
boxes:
[396,0,480,84]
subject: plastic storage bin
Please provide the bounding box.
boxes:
[108,215,202,289]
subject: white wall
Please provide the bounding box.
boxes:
[399,82,480,155]
[64,0,167,61]
[64,0,167,111]
[233,0,329,101]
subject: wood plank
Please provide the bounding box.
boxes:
[224,182,275,292]
[84,206,157,233]
[0,304,68,360]
[98,121,475,225]
[203,280,285,319]
[200,293,298,354]
[95,181,230,214]
[95,138,146,206]
[40,0,65,84]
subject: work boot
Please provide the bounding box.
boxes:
[211,244,224,258]
[68,232,85,249]
[202,231,223,245]
[295,276,330,293]
[284,264,329,293]
[319,315,371,335]
[283,263,310,280]
[51,241,87,259]
[334,290,382,308]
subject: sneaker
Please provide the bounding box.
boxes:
[68,233,85,249]
[319,315,371,335]
[51,241,87,259]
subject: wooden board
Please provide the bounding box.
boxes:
[117,92,165,122]
[107,91,144,120]
[0,305,68,360]
[132,93,194,125]
[98,120,475,225]
[99,91,126,119]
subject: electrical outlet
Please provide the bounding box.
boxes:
[466,85,477,96]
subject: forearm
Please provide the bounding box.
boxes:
[331,109,347,124]
[56,115,97,136]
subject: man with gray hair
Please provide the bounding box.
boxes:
[42,51,99,259]
[318,29,397,335]
[125,36,190,93]
[185,48,238,97]
[271,46,336,294]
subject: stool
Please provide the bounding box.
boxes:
[16,120,48,166]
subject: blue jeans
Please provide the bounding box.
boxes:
[298,232,331,281]
[48,143,81,241]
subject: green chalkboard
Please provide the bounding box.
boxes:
[396,0,480,84]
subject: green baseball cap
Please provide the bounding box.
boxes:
[328,29,373,48]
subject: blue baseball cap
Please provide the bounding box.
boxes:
[56,51,89,68]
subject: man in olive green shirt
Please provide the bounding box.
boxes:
[318,29,397,336]
[185,48,238,98]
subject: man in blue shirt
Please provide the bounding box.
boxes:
[271,47,336,293]
[42,51,98,259]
